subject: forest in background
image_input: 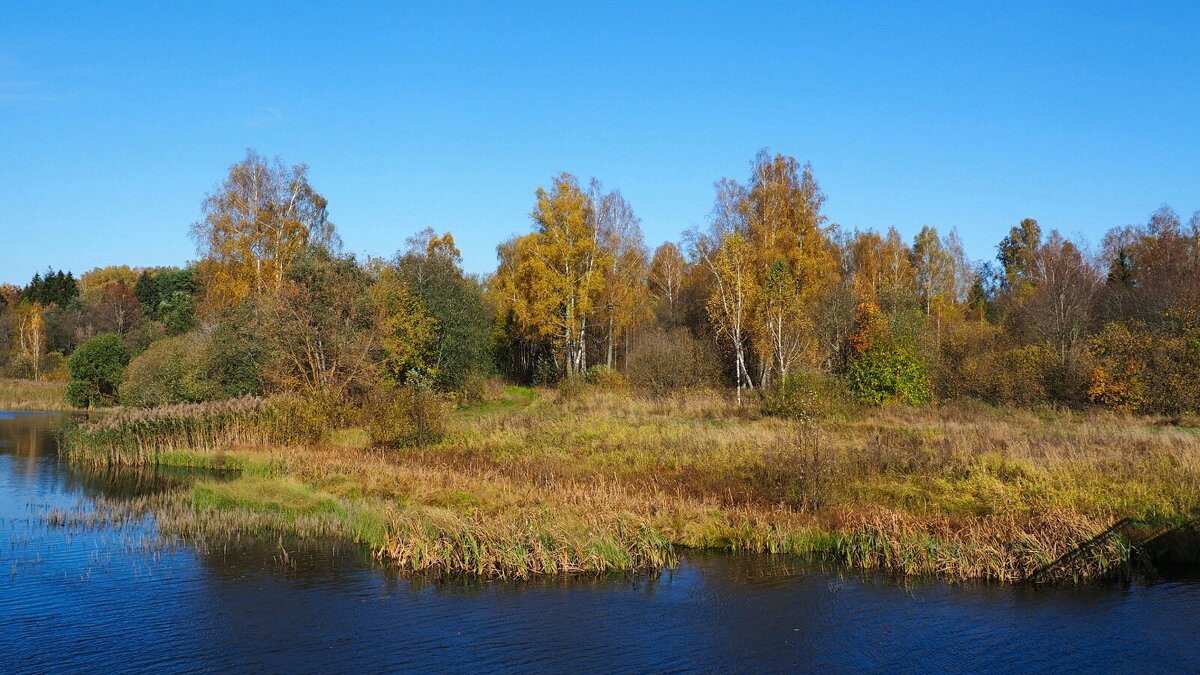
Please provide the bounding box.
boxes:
[2,148,1198,433]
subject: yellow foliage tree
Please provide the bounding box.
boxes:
[191,149,338,307]
[510,173,609,378]
[742,152,839,385]
[13,302,46,379]
[693,226,758,404]
[370,266,438,384]
[591,180,649,369]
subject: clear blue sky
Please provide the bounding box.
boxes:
[2,1,1198,284]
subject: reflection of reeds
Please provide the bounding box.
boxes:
[60,396,319,466]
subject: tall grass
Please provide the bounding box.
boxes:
[0,378,70,411]
[59,395,323,466]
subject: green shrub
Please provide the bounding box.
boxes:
[366,379,449,448]
[460,370,487,406]
[531,355,559,386]
[66,333,129,408]
[120,332,221,407]
[847,342,931,405]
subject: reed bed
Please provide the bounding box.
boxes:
[59,395,320,466]
[377,506,675,578]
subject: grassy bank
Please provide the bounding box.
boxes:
[0,378,70,411]
[58,386,1200,582]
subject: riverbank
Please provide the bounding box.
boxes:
[56,386,1200,582]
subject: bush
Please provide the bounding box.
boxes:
[365,379,449,448]
[66,333,129,408]
[763,370,849,420]
[626,328,716,396]
[1088,321,1200,415]
[43,351,69,382]
[275,392,341,442]
[120,333,222,407]
[555,373,586,403]
[939,322,1057,406]
[460,370,487,406]
[531,355,559,387]
[584,365,627,389]
[847,342,930,405]
[206,302,268,398]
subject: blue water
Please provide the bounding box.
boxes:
[2,411,1198,673]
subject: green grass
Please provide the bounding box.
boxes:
[193,477,345,518]
[152,449,277,475]
[456,385,537,416]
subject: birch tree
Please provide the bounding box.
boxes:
[518,173,608,378]
[743,152,836,383]
[192,149,338,307]
[648,242,687,327]
[690,178,756,404]
[591,180,648,368]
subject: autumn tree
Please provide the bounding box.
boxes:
[1026,231,1100,363]
[12,302,46,379]
[743,152,838,383]
[260,246,375,406]
[648,242,687,328]
[845,228,917,320]
[910,226,956,316]
[690,177,756,403]
[591,181,649,369]
[370,264,437,386]
[191,149,338,307]
[998,218,1042,293]
[79,266,139,300]
[489,234,546,381]
[85,283,141,336]
[389,228,491,390]
[492,173,611,380]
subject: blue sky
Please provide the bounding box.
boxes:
[2,1,1198,283]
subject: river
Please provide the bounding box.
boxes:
[2,410,1198,672]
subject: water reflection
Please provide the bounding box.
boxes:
[2,411,1199,672]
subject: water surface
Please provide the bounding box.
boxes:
[2,411,1198,672]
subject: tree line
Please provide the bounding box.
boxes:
[2,148,1198,422]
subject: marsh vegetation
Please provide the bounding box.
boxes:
[53,383,1200,582]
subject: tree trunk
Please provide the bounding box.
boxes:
[606,315,615,368]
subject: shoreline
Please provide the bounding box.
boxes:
[46,388,1200,583]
